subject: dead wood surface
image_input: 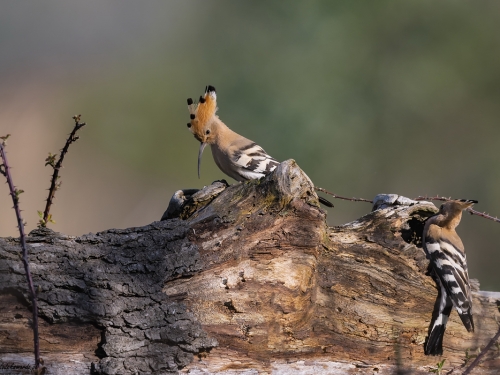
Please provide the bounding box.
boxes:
[0,160,499,375]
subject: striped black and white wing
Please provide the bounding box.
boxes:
[231,142,280,180]
[424,236,474,332]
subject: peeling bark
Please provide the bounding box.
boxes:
[0,160,499,375]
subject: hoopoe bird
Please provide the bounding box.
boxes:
[186,85,333,207]
[422,199,477,355]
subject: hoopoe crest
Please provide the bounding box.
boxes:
[187,85,218,178]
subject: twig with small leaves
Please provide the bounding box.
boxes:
[414,196,500,224]
[315,187,373,203]
[462,326,500,375]
[39,115,86,227]
[462,348,478,368]
[0,135,43,372]
[428,359,446,375]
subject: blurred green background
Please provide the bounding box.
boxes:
[0,1,499,290]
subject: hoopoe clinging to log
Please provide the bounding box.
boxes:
[186,85,333,207]
[423,199,476,355]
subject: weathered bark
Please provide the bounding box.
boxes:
[0,160,499,374]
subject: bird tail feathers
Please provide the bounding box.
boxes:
[425,282,453,356]
[425,321,447,356]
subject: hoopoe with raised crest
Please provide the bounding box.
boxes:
[423,199,477,355]
[186,85,333,207]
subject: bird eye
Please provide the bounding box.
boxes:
[206,130,210,135]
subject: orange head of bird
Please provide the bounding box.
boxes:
[186,85,218,178]
[437,199,477,228]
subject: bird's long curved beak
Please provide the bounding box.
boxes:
[198,142,207,179]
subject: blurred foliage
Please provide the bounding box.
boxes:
[0,1,499,289]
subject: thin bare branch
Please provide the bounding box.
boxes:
[315,186,373,203]
[414,195,452,202]
[0,139,42,370]
[462,325,500,375]
[40,115,86,227]
[466,208,500,223]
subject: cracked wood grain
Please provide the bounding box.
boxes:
[1,160,499,374]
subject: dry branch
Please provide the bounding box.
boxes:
[315,186,373,203]
[0,138,42,372]
[1,161,499,374]
[463,326,500,375]
[40,115,86,227]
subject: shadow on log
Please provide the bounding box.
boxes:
[0,160,499,374]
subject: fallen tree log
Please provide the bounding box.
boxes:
[0,160,499,375]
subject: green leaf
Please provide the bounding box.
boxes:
[46,214,56,224]
[0,134,10,145]
[428,359,445,375]
[45,152,57,168]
